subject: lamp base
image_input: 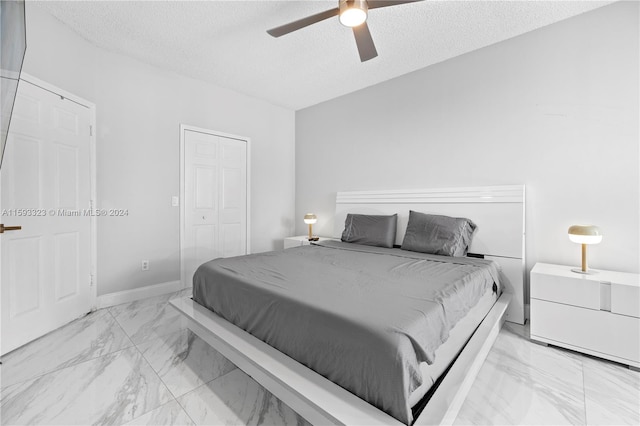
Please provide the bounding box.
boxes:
[571,268,598,275]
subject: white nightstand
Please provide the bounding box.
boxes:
[283,236,334,249]
[530,263,640,370]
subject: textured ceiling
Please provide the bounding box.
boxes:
[33,0,614,110]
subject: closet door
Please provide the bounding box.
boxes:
[182,128,247,287]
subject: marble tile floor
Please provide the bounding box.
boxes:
[1,291,638,425]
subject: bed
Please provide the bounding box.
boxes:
[171,185,525,425]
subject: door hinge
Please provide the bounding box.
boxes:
[89,125,93,136]
[90,274,95,287]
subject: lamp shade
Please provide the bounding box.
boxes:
[304,213,317,225]
[568,225,602,245]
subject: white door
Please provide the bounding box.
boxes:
[218,137,247,258]
[182,128,247,287]
[1,80,92,355]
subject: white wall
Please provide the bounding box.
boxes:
[296,2,639,278]
[23,4,296,296]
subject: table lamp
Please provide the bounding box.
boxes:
[568,225,602,274]
[304,213,318,241]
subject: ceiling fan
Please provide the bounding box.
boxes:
[267,0,423,62]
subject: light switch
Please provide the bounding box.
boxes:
[171,196,179,207]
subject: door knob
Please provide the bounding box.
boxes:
[0,224,22,234]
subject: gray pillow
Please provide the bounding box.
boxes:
[401,211,477,257]
[341,213,398,248]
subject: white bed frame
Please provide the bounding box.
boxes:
[171,185,525,425]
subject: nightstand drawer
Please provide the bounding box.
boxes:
[531,299,640,364]
[531,268,600,309]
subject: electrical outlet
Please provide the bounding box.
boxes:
[142,260,149,271]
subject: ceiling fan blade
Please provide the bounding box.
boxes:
[267,8,339,37]
[367,0,423,10]
[353,22,378,62]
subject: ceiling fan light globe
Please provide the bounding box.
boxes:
[339,0,368,27]
[340,8,367,27]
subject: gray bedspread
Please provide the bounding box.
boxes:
[193,240,500,425]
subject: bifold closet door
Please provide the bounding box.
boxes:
[183,129,247,287]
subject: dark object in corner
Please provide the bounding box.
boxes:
[0,0,27,169]
[467,253,485,259]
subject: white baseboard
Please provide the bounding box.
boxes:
[96,280,183,309]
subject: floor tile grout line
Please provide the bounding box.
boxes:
[123,337,181,425]
[174,390,199,426]
[1,345,137,395]
[132,326,237,400]
[108,293,191,346]
[105,306,117,319]
[104,307,137,350]
[110,304,176,345]
[107,290,189,319]
[1,308,110,362]
[169,365,241,424]
[133,329,187,400]
[1,313,136,391]
[178,364,240,400]
[205,365,240,386]
[131,324,231,426]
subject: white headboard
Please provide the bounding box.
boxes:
[334,185,525,324]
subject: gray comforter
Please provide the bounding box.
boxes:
[193,240,500,425]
